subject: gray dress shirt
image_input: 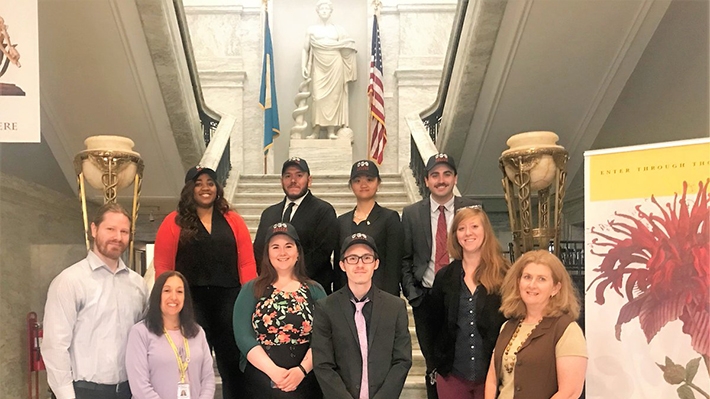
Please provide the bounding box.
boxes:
[42,251,147,399]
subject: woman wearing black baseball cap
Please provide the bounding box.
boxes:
[233,222,325,398]
[154,166,257,399]
[333,160,404,296]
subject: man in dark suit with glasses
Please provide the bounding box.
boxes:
[312,233,412,399]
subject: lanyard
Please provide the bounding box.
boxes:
[164,328,190,383]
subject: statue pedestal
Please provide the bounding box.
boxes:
[289,138,352,174]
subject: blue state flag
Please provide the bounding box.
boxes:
[259,12,280,156]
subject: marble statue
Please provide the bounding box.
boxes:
[301,0,357,140]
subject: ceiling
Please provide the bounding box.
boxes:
[438,0,709,203]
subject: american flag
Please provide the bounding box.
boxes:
[368,15,386,165]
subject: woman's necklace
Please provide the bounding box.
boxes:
[503,318,542,373]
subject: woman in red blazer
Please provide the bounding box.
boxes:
[154,166,257,399]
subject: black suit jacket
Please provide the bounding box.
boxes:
[427,260,506,378]
[400,195,479,304]
[312,287,412,399]
[253,191,337,293]
[333,203,403,296]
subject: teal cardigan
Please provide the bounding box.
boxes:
[232,279,327,371]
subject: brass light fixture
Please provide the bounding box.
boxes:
[499,131,568,259]
[73,136,144,268]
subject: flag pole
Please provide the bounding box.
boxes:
[263,0,269,175]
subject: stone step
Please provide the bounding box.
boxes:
[401,374,428,399]
[232,191,408,204]
[233,202,410,217]
[237,181,405,193]
[410,350,426,376]
[239,173,403,181]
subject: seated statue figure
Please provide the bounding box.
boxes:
[301,0,357,140]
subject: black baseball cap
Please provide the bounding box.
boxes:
[349,160,380,181]
[340,233,379,259]
[185,166,218,183]
[265,222,301,245]
[282,157,310,175]
[425,153,457,174]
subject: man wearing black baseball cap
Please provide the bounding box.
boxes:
[312,233,411,399]
[253,157,338,293]
[400,153,479,399]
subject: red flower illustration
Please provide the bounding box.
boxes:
[589,180,709,369]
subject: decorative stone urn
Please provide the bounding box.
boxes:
[501,131,565,191]
[79,135,141,191]
[499,131,569,259]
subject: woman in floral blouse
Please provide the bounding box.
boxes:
[233,222,326,398]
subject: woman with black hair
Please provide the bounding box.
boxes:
[154,166,257,399]
[233,223,325,398]
[333,160,403,296]
[126,271,215,399]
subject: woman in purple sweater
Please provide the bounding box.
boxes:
[126,271,215,399]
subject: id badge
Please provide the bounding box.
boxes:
[177,383,190,399]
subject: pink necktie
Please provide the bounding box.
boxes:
[435,205,448,272]
[352,299,370,399]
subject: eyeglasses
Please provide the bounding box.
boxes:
[455,204,483,213]
[342,254,377,265]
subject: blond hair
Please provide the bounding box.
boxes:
[500,250,580,320]
[447,207,509,293]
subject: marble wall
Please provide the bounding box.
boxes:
[184,0,456,174]
[0,173,92,398]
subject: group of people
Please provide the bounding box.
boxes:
[41,152,587,399]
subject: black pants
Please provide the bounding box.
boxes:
[192,285,243,399]
[51,382,131,399]
[412,289,439,399]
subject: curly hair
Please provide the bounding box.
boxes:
[446,207,509,293]
[175,179,230,243]
[499,250,580,320]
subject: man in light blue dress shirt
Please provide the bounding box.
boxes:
[42,203,147,399]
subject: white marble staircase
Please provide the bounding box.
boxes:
[231,173,412,239]
[217,172,426,399]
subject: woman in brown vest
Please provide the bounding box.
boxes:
[484,250,587,399]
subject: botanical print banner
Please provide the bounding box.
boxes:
[0,0,39,142]
[585,138,709,399]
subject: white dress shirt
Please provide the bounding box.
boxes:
[422,195,455,288]
[281,191,307,222]
[42,251,148,399]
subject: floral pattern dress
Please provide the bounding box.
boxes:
[252,283,316,348]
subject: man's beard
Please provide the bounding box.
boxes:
[284,185,308,200]
[95,238,126,260]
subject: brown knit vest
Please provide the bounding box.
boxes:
[493,315,573,399]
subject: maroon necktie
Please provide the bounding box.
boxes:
[435,205,448,272]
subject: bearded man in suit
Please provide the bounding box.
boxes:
[253,157,338,293]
